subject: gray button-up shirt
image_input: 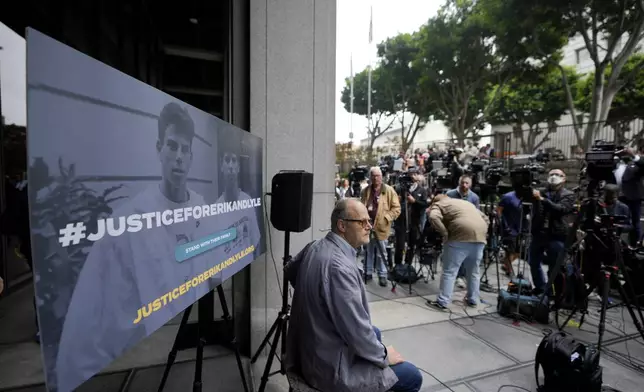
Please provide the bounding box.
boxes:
[284,232,398,392]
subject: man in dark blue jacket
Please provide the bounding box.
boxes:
[620,142,644,245]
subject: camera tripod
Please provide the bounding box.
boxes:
[500,200,538,322]
[541,188,644,354]
[362,228,416,293]
[479,190,502,293]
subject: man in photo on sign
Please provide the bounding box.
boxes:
[56,102,217,392]
[215,129,262,263]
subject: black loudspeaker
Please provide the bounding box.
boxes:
[270,170,313,232]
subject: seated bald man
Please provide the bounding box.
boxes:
[284,198,422,392]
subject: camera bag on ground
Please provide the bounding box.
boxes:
[535,330,602,392]
[389,263,420,284]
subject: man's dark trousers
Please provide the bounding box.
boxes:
[623,198,642,246]
[372,327,422,392]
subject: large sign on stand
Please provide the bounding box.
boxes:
[26,29,265,392]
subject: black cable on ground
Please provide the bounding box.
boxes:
[497,385,532,392]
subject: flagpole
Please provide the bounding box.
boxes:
[367,6,373,137]
[350,53,354,138]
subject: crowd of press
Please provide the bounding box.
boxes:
[289,139,644,391]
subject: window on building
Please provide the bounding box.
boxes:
[576,47,590,64]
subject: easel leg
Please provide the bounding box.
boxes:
[193,325,203,392]
[216,285,250,392]
[158,304,193,392]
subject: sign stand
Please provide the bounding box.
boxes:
[157,285,249,392]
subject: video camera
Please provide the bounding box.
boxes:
[392,171,415,194]
[442,147,463,169]
[510,163,546,200]
[533,148,550,163]
[484,163,507,187]
[584,140,622,185]
[349,165,369,196]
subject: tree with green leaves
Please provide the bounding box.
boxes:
[480,0,644,150]
[488,66,581,153]
[576,53,644,144]
[341,67,395,159]
[376,33,432,152]
[341,33,434,154]
[414,0,523,144]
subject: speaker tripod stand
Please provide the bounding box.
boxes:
[250,231,292,392]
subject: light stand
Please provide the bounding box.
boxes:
[250,231,291,392]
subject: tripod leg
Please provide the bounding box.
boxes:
[258,320,283,392]
[158,305,193,392]
[597,272,612,352]
[251,315,280,363]
[616,278,644,342]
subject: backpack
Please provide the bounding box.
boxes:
[389,263,420,284]
[535,331,602,392]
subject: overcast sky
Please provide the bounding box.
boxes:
[335,0,441,144]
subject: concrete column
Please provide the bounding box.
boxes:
[248,0,336,362]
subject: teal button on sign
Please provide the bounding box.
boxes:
[175,228,237,263]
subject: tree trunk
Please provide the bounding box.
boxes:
[512,123,527,153]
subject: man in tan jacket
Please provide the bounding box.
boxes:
[426,194,489,310]
[361,167,401,286]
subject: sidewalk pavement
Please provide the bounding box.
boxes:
[1,262,643,392]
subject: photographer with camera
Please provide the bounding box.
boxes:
[528,169,576,295]
[497,190,523,277]
[446,175,480,209]
[449,148,466,189]
[618,141,644,245]
[361,167,401,287]
[401,173,430,265]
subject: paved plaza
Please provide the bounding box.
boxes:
[1,262,643,392]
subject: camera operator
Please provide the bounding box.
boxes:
[529,169,576,295]
[618,142,644,245]
[449,148,466,189]
[446,174,481,287]
[602,184,631,220]
[497,190,523,277]
[426,195,489,310]
[446,175,480,209]
[361,167,401,287]
[401,173,430,264]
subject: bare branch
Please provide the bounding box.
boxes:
[604,23,644,108]
[578,15,599,66]
[556,63,580,132]
[603,0,628,64]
